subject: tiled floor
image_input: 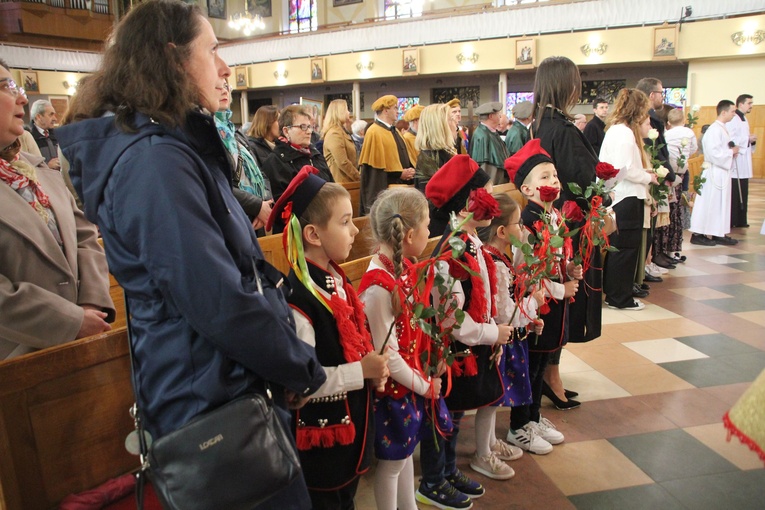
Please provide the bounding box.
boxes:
[355,181,765,509]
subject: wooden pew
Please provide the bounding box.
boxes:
[493,181,527,208]
[687,155,705,193]
[0,329,135,510]
[340,181,361,217]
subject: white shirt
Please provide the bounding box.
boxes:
[728,112,754,179]
[359,260,432,397]
[599,123,652,206]
[665,126,698,175]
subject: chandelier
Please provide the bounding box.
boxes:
[228,11,265,36]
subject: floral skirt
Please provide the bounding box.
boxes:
[653,189,684,254]
[374,393,452,460]
[493,333,533,408]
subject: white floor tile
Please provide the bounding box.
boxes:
[700,255,748,264]
[560,370,631,401]
[623,338,709,363]
[559,349,594,373]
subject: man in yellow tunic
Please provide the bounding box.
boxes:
[402,104,423,168]
[358,95,416,214]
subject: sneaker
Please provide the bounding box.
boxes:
[690,233,716,246]
[506,424,553,455]
[532,417,565,445]
[713,235,738,245]
[469,453,515,480]
[647,262,669,275]
[416,480,473,510]
[445,469,485,498]
[491,438,524,461]
[608,299,645,311]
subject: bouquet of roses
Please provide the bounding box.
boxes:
[566,161,619,272]
[645,128,670,207]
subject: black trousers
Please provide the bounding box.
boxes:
[604,197,644,308]
[511,350,553,429]
[309,477,361,510]
[731,178,749,227]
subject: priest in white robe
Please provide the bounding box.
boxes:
[690,100,739,246]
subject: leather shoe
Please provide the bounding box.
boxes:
[690,234,716,246]
[564,389,579,398]
[644,273,663,283]
[640,283,651,290]
[633,284,649,298]
[653,254,676,269]
[542,383,581,410]
[713,235,738,245]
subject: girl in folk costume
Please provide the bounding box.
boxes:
[503,140,583,456]
[424,154,515,497]
[358,187,451,510]
[479,193,546,455]
[266,166,389,510]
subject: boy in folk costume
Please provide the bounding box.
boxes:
[267,166,389,509]
[418,155,514,507]
[504,140,582,455]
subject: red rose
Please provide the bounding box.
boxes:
[537,186,560,203]
[468,188,501,221]
[595,162,619,181]
[561,200,584,222]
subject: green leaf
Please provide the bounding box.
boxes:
[420,307,437,319]
[448,237,466,258]
[413,302,424,318]
[521,244,532,256]
[418,320,433,336]
[454,308,465,325]
[568,182,583,195]
[550,236,564,248]
[434,273,445,287]
[585,187,592,199]
[605,245,619,252]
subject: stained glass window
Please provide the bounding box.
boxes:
[663,87,687,108]
[289,0,317,34]
[505,92,534,117]
[384,0,423,20]
[397,97,420,119]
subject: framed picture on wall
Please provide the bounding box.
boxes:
[207,0,225,19]
[235,66,248,89]
[515,38,536,69]
[48,96,70,119]
[300,97,324,130]
[333,0,363,5]
[402,48,419,76]
[310,58,325,83]
[21,71,39,94]
[246,0,272,17]
[653,24,677,60]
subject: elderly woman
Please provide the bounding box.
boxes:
[247,104,279,167]
[321,99,359,183]
[54,2,325,508]
[0,58,114,360]
[260,104,333,210]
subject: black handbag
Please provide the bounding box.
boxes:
[125,263,302,510]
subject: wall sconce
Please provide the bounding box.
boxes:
[356,61,374,72]
[456,52,479,64]
[63,80,78,94]
[731,30,765,46]
[580,43,607,57]
[273,70,288,80]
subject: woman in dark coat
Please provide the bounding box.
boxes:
[56,3,326,508]
[533,56,606,407]
[247,104,280,168]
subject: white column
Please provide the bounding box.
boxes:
[498,72,508,111]
[352,81,361,120]
[240,91,249,124]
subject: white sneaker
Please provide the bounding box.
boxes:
[647,262,669,275]
[506,424,553,455]
[469,453,515,480]
[491,438,524,461]
[531,417,564,445]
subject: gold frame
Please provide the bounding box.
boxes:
[402,48,419,76]
[234,66,249,89]
[21,70,40,94]
[310,58,325,83]
[653,24,678,61]
[515,39,536,70]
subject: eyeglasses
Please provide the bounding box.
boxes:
[0,78,26,99]
[651,89,663,95]
[287,124,314,132]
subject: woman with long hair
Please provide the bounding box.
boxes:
[321,99,359,183]
[599,88,658,310]
[55,2,326,508]
[247,104,280,167]
[533,56,604,407]
[415,103,456,192]
[0,58,114,360]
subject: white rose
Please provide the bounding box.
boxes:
[648,129,659,141]
[692,104,700,112]
[701,162,711,170]
[681,138,689,148]
[655,166,669,179]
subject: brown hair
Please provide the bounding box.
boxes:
[369,187,428,279]
[299,182,350,230]
[279,105,312,132]
[247,105,279,140]
[63,0,203,130]
[533,56,581,130]
[607,88,651,168]
[480,193,521,244]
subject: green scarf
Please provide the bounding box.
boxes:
[215,110,267,198]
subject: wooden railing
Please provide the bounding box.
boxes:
[0,0,110,15]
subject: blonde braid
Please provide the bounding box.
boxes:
[389,215,405,279]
